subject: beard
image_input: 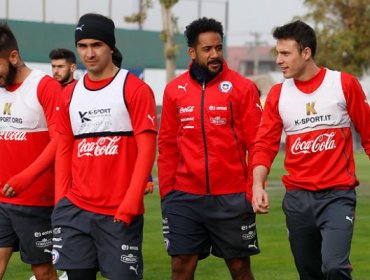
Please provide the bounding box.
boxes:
[3,62,17,87]
[201,58,223,77]
[58,73,72,86]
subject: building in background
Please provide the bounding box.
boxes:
[227,45,277,76]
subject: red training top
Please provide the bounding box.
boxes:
[0,70,60,206]
[56,70,157,222]
[253,68,370,191]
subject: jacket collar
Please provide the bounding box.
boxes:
[189,60,228,85]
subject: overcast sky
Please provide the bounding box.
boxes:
[0,0,308,46]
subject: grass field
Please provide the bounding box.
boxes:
[4,152,369,279]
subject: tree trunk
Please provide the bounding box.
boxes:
[160,2,177,83]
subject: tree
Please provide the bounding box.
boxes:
[124,0,153,30]
[160,0,180,83]
[303,0,370,77]
[123,0,179,83]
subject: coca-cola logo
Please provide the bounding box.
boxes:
[0,131,27,141]
[291,132,336,155]
[179,106,194,113]
[77,136,120,157]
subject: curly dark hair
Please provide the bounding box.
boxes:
[184,17,224,48]
[273,20,317,57]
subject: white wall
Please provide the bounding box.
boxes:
[143,68,186,106]
[27,62,51,74]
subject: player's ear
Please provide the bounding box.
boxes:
[71,63,77,72]
[188,47,196,60]
[8,50,20,66]
[302,47,312,61]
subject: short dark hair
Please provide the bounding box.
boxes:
[0,23,19,57]
[49,48,76,64]
[273,20,317,57]
[184,17,224,48]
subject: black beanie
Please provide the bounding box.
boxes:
[75,13,116,50]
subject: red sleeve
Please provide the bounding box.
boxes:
[341,72,370,157]
[240,80,263,188]
[37,76,61,126]
[252,84,284,171]
[6,76,61,195]
[56,83,75,136]
[54,82,76,203]
[55,133,74,203]
[124,74,157,134]
[114,75,157,224]
[114,132,157,224]
[157,83,180,198]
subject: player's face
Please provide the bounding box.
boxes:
[0,57,17,87]
[275,39,307,80]
[189,31,224,76]
[76,39,113,78]
[51,59,75,86]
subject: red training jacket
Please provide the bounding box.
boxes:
[158,62,262,201]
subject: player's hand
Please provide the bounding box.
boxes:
[144,182,154,195]
[3,172,33,196]
[2,184,16,198]
[252,184,269,214]
[113,217,129,226]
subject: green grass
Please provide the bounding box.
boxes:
[4,152,369,279]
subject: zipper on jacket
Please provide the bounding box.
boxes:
[200,81,210,193]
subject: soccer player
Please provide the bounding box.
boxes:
[52,13,157,280]
[49,48,77,88]
[0,23,60,280]
[252,20,370,280]
[158,17,262,279]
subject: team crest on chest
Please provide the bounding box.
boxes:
[219,81,233,93]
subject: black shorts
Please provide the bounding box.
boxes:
[161,191,260,259]
[52,198,144,280]
[0,202,54,264]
